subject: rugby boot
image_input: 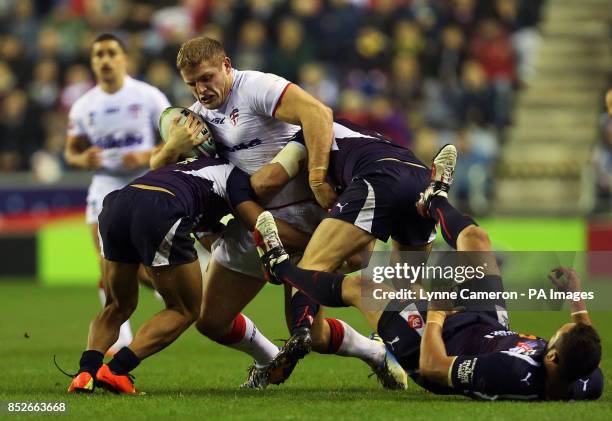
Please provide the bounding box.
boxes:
[367,333,408,390]
[266,327,312,385]
[95,364,138,394]
[416,144,457,219]
[253,211,289,283]
[67,371,95,393]
[240,362,271,390]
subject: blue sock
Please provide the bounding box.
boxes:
[273,260,347,308]
[429,196,477,249]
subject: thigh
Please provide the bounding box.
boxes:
[299,218,374,271]
[102,259,140,308]
[200,258,267,325]
[146,260,202,314]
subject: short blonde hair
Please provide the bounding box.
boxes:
[176,37,226,71]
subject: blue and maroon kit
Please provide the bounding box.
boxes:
[98,157,253,267]
[376,300,603,400]
[292,119,436,247]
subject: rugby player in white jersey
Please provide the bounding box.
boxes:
[151,37,405,389]
[64,34,170,354]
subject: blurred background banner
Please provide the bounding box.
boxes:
[0,0,611,283]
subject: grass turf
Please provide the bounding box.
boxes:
[0,281,610,420]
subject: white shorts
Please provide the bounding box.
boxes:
[86,175,137,225]
[211,201,325,278]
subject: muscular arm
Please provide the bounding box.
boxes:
[549,267,592,325]
[274,84,336,207]
[251,141,307,201]
[419,311,457,386]
[64,135,101,169]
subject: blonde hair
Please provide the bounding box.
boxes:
[176,37,226,71]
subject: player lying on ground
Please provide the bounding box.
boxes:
[149,36,407,390]
[66,130,313,394]
[64,33,171,353]
[252,162,603,400]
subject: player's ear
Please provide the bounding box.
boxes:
[545,350,559,365]
[223,57,231,72]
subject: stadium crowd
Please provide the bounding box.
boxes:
[0,0,544,210]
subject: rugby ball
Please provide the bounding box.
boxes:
[158,106,216,158]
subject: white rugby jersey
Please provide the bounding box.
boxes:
[189,69,371,209]
[68,76,170,179]
[189,69,310,208]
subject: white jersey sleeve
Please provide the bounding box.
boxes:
[67,98,88,139]
[240,72,292,117]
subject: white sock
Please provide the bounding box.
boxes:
[219,314,279,367]
[335,320,385,366]
[98,286,133,348]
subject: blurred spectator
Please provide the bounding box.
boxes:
[0,89,45,171]
[456,60,494,127]
[60,64,94,111]
[233,19,269,71]
[368,95,412,148]
[0,60,17,96]
[592,114,612,214]
[10,0,39,58]
[298,62,339,108]
[269,16,315,82]
[28,58,60,110]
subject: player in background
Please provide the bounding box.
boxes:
[253,154,603,400]
[606,88,612,115]
[67,119,312,394]
[154,37,404,389]
[63,34,170,354]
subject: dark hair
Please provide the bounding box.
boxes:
[92,33,127,54]
[556,323,601,381]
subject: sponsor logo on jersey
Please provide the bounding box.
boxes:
[484,330,518,339]
[88,111,96,126]
[408,314,423,330]
[457,358,477,385]
[217,138,262,153]
[210,117,225,124]
[94,133,144,149]
[105,106,120,114]
[128,103,142,117]
[230,108,239,126]
[509,340,542,356]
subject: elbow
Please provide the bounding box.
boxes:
[419,353,440,381]
[251,167,286,199]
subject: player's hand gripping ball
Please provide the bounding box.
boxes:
[159,107,216,157]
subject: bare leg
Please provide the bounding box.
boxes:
[196,259,266,339]
[87,260,139,353]
[128,260,202,359]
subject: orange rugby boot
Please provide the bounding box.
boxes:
[95,364,138,394]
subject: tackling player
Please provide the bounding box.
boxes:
[67,123,312,394]
[161,36,404,389]
[253,154,603,400]
[63,33,170,353]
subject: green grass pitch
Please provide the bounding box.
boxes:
[0,281,610,420]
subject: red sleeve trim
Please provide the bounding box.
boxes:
[272,82,293,118]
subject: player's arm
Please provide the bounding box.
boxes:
[419,310,457,386]
[64,135,102,169]
[549,267,592,325]
[228,167,310,251]
[150,114,204,169]
[273,84,337,208]
[250,141,306,201]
